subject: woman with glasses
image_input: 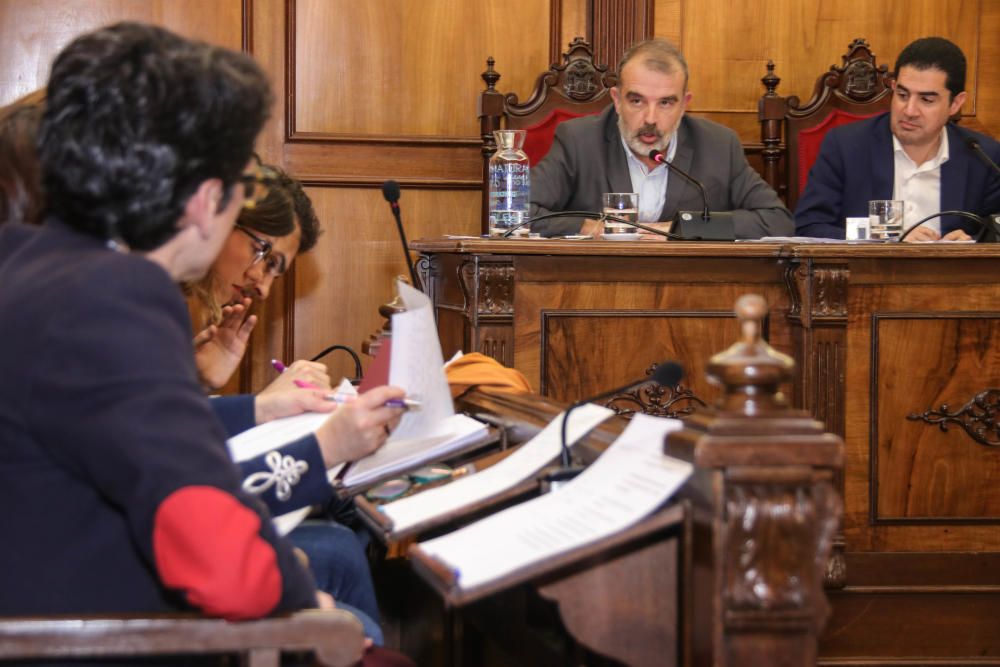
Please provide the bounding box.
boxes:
[187,159,327,391]
[187,163,397,647]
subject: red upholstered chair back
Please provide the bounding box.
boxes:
[758,39,894,210]
[478,37,615,233]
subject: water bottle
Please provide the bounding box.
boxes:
[488,129,530,237]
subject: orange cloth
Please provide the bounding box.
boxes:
[444,352,533,398]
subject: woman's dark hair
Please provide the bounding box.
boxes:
[238,165,321,253]
[276,170,321,253]
[236,174,296,239]
[0,95,44,226]
[38,22,273,251]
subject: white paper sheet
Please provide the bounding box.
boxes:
[342,412,488,488]
[388,281,455,440]
[418,413,691,590]
[380,404,615,532]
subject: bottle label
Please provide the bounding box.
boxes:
[488,162,530,230]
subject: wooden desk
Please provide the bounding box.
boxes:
[412,238,1000,664]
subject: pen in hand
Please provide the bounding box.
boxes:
[293,380,419,410]
[326,391,421,411]
[271,359,288,374]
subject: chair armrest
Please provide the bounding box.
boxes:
[0,609,365,667]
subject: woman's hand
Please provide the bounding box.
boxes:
[313,385,406,468]
[194,298,256,390]
[259,359,332,396]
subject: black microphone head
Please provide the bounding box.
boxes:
[648,149,665,163]
[382,180,401,204]
[965,136,981,150]
[651,361,683,387]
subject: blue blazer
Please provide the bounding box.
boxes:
[794,113,1000,238]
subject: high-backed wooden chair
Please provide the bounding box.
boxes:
[478,37,616,233]
[759,38,894,210]
[0,610,365,666]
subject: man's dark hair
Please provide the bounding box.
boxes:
[894,37,966,100]
[38,22,273,251]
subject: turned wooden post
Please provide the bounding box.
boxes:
[667,294,844,666]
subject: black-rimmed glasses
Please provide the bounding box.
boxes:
[235,224,286,277]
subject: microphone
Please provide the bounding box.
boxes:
[543,361,684,491]
[961,136,1000,243]
[648,149,736,241]
[897,209,995,243]
[964,136,1000,177]
[382,180,421,289]
[502,209,679,239]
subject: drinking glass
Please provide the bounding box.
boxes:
[868,200,904,241]
[602,193,639,235]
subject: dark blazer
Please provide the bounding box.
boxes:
[212,395,331,517]
[0,221,316,617]
[529,106,793,238]
[795,113,1000,238]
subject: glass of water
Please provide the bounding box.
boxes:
[869,200,904,241]
[602,192,639,235]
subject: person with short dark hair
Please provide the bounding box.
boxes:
[0,21,403,631]
[795,36,1000,241]
[529,38,793,239]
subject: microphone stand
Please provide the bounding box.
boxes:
[897,210,992,243]
[501,210,682,240]
[542,362,684,492]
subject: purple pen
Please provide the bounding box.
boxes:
[324,392,421,411]
[270,359,288,373]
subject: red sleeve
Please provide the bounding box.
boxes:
[154,486,282,620]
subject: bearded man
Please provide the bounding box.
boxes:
[529,38,792,239]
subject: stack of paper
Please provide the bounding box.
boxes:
[417,413,691,591]
[380,404,615,533]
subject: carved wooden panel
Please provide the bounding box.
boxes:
[723,469,839,614]
[591,0,653,71]
[871,314,1000,523]
[539,311,731,407]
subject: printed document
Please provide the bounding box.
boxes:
[417,413,691,590]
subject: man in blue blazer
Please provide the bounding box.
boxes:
[796,37,1000,241]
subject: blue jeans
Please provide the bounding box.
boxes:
[288,520,383,645]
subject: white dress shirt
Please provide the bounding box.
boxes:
[621,132,677,222]
[893,127,949,234]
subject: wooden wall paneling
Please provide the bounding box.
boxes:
[289,0,551,139]
[669,0,981,145]
[0,0,243,105]
[591,0,654,70]
[652,0,682,46]
[975,0,1000,137]
[290,187,481,384]
[558,0,590,62]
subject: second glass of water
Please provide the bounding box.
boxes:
[602,192,639,235]
[869,200,904,241]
